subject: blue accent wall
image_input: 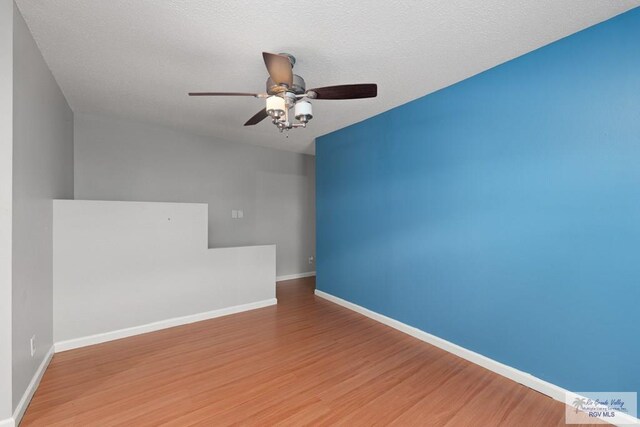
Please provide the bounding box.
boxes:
[316,8,640,394]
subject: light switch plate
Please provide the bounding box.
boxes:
[238,210,243,219]
[232,210,238,219]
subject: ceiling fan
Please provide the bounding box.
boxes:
[189,52,377,132]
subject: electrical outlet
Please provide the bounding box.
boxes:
[30,335,36,357]
[232,210,238,219]
[308,256,314,265]
[237,210,243,219]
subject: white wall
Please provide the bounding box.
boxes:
[0,1,14,422]
[11,4,74,413]
[74,113,315,277]
[53,200,276,346]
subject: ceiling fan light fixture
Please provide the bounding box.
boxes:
[189,52,378,132]
[294,101,313,123]
[266,95,285,118]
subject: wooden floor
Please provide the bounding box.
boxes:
[22,277,598,426]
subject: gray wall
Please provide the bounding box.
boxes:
[0,0,14,421]
[11,5,74,412]
[54,200,275,346]
[74,113,315,277]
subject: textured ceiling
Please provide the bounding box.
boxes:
[16,1,640,154]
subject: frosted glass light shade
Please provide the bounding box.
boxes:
[295,101,313,122]
[266,96,285,118]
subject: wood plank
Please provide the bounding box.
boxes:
[20,277,601,426]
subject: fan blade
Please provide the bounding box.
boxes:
[308,84,377,100]
[262,52,293,87]
[244,108,269,126]
[189,92,259,97]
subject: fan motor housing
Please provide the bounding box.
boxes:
[266,74,306,95]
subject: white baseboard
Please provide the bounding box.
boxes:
[276,271,316,282]
[54,298,278,352]
[315,289,639,426]
[0,418,14,427]
[10,345,54,426]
